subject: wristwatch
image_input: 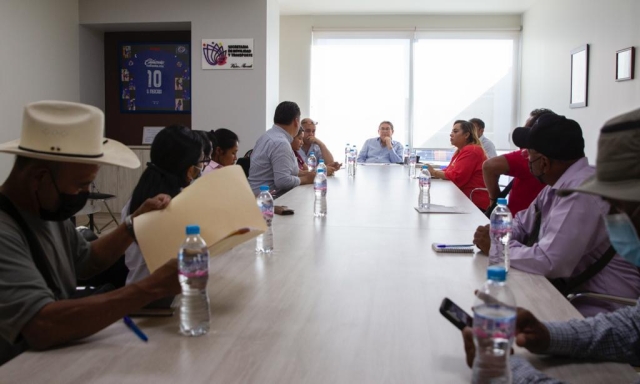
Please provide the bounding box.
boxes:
[124,215,136,240]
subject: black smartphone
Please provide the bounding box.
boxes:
[439,297,473,330]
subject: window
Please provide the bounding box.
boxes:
[310,30,520,161]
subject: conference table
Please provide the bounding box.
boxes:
[1,165,636,383]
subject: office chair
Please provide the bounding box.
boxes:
[88,182,119,233]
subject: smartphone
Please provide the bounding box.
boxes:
[439,297,473,330]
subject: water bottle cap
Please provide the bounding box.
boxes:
[497,198,508,205]
[259,185,270,191]
[186,224,200,235]
[309,152,315,156]
[487,266,507,282]
[317,168,325,173]
[319,159,325,163]
[422,165,427,169]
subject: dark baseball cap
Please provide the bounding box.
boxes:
[512,113,585,160]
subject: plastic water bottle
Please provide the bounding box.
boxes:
[178,224,210,336]
[472,266,516,384]
[307,151,317,172]
[418,166,431,209]
[256,185,274,253]
[404,144,410,163]
[317,159,327,174]
[314,168,327,217]
[489,198,512,272]
[344,143,350,164]
[408,150,417,178]
[352,145,358,169]
[348,148,356,177]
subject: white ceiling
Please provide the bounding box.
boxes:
[279,0,537,15]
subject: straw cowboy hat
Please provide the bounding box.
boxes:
[0,100,140,168]
[558,107,640,202]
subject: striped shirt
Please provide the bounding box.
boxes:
[510,300,640,383]
[297,143,323,163]
[249,125,300,195]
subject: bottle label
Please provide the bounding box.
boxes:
[419,177,431,187]
[473,305,516,340]
[178,250,209,278]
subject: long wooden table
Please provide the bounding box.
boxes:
[1,165,636,383]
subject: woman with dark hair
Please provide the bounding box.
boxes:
[203,128,240,174]
[291,128,308,171]
[195,130,213,168]
[123,124,204,284]
[427,120,489,210]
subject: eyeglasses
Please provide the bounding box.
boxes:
[379,127,393,131]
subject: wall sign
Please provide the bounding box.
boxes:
[202,39,254,70]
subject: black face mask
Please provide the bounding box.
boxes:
[37,173,90,221]
[528,156,546,184]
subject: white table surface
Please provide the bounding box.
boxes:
[0,165,636,383]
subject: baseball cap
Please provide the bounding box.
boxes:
[512,113,585,160]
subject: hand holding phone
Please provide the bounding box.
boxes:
[439,297,473,330]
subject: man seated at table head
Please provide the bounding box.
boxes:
[473,112,640,317]
[357,121,404,163]
[464,107,640,382]
[249,101,316,196]
[469,118,497,158]
[481,108,553,215]
[299,118,342,172]
[0,101,180,365]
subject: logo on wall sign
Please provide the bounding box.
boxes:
[202,42,228,66]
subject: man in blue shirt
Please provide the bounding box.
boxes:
[249,102,316,195]
[357,121,404,163]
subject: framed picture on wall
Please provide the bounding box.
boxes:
[570,44,589,108]
[616,47,635,81]
[119,42,191,113]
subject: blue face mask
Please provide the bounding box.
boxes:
[604,212,640,266]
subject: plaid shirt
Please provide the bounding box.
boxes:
[511,300,640,383]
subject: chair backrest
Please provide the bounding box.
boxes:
[236,157,250,177]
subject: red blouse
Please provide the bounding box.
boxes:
[444,144,489,210]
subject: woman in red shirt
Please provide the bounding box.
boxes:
[428,120,489,210]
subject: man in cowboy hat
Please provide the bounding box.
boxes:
[463,107,640,382]
[0,101,180,364]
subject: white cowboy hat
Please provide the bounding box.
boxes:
[0,100,140,168]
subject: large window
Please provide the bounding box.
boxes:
[311,32,410,158]
[310,30,520,160]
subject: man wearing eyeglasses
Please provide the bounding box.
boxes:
[299,118,342,172]
[357,121,404,163]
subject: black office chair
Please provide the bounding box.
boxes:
[236,149,253,178]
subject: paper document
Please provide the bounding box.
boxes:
[135,165,267,272]
[414,204,466,214]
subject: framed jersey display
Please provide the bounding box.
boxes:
[119,43,191,113]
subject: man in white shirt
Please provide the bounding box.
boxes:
[470,118,497,158]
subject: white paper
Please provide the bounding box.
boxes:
[142,126,164,145]
[414,204,466,214]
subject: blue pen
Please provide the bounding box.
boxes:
[123,316,148,342]
[437,244,474,248]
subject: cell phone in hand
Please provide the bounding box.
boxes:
[439,297,473,330]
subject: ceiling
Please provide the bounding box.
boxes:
[279,0,537,15]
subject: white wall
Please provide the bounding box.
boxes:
[0,0,80,180]
[266,0,280,127]
[279,15,523,117]
[79,0,276,156]
[79,26,105,110]
[521,0,640,160]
